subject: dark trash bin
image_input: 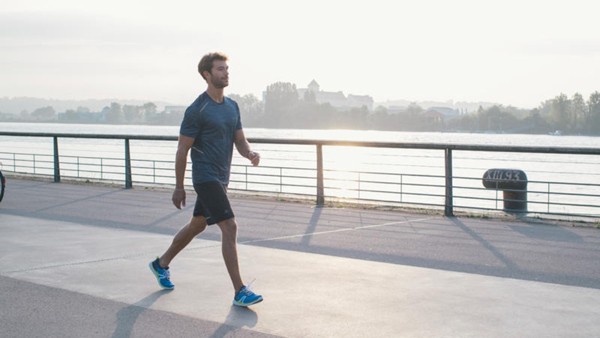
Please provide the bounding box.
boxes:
[482,168,527,213]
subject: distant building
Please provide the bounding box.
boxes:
[423,107,461,124]
[162,106,186,115]
[386,105,408,114]
[297,80,374,111]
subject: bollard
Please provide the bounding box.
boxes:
[482,168,527,213]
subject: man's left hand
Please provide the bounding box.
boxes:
[248,151,260,166]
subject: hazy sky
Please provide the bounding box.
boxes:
[2,0,599,108]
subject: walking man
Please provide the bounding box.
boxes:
[149,52,263,307]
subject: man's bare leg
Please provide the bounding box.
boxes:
[159,215,207,268]
[217,218,244,291]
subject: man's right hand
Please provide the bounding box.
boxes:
[172,189,186,209]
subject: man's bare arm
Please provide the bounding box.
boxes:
[234,129,260,166]
[172,134,194,209]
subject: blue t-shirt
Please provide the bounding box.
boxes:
[179,92,242,185]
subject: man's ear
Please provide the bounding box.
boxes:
[202,70,211,80]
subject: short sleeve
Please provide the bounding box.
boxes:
[180,106,199,137]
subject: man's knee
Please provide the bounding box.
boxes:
[217,218,237,236]
[189,216,208,233]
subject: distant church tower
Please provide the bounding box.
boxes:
[307,79,320,93]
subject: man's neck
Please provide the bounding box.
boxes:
[206,87,224,103]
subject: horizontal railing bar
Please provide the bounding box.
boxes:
[233,172,315,179]
[530,200,600,209]
[344,198,444,208]
[528,190,600,198]
[324,171,444,180]
[229,189,314,198]
[529,181,600,188]
[251,138,600,155]
[325,185,442,198]
[453,193,600,210]
[3,131,600,155]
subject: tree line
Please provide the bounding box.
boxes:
[234,83,600,135]
[2,82,600,135]
[1,101,183,125]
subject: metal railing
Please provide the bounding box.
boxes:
[1,131,600,221]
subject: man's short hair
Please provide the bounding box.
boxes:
[198,52,228,80]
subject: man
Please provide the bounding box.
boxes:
[149,52,263,307]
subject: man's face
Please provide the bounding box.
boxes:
[207,60,229,89]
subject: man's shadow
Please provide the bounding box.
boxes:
[208,305,259,338]
[111,290,172,338]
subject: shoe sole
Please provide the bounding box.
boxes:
[148,262,174,290]
[233,297,263,307]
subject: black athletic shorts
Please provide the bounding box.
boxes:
[192,181,234,225]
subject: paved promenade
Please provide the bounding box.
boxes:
[1,177,600,337]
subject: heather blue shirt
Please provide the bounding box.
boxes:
[179,92,242,185]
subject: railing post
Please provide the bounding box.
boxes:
[153,160,156,183]
[547,182,551,213]
[53,136,61,183]
[316,144,324,206]
[399,174,403,202]
[444,148,454,216]
[125,138,132,189]
[358,172,361,200]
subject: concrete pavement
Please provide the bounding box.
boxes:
[1,177,600,337]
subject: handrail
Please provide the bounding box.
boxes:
[0,131,178,141]
[2,131,600,155]
[250,138,600,155]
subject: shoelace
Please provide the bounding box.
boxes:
[241,279,256,295]
[162,269,171,280]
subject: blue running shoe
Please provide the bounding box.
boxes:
[233,284,263,307]
[149,257,174,290]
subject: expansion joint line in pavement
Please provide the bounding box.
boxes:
[3,256,143,274]
[237,216,435,245]
[3,217,434,274]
